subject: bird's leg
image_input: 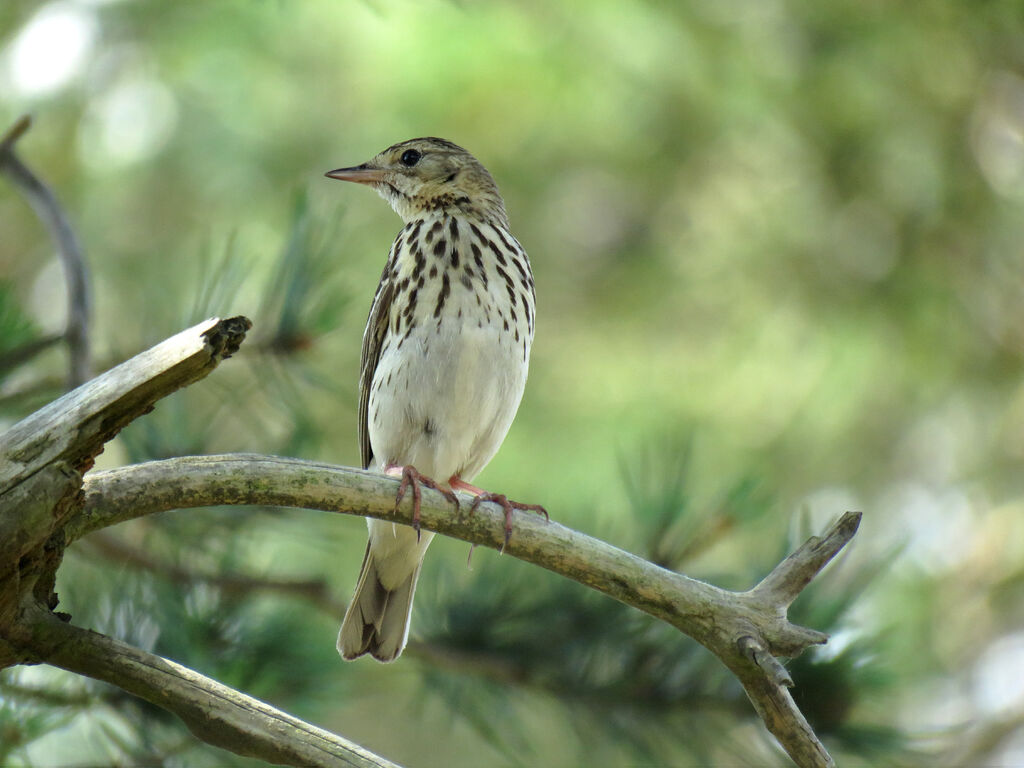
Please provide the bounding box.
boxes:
[448,477,486,496]
[385,464,460,540]
[450,475,549,553]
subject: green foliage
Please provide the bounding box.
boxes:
[2,0,1023,765]
[412,453,901,765]
[0,675,79,767]
[0,283,38,358]
[0,282,59,414]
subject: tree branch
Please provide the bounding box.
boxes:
[0,115,91,388]
[0,316,251,663]
[0,316,406,768]
[0,316,251,500]
[72,454,858,768]
[19,605,403,768]
[0,317,858,767]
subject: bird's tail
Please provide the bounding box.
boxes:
[338,540,424,663]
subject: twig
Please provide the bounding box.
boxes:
[0,115,91,388]
[751,513,861,608]
[21,605,403,768]
[0,115,32,154]
[72,454,859,768]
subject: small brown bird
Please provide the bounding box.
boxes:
[327,138,544,662]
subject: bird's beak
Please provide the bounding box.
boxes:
[325,164,387,185]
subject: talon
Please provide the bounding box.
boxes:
[392,470,406,514]
[387,465,460,534]
[514,502,548,521]
[465,491,547,552]
[501,518,512,555]
[444,489,461,513]
[410,471,423,528]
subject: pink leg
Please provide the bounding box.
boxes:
[385,464,459,540]
[449,476,486,495]
[450,474,548,553]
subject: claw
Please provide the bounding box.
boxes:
[468,493,549,554]
[388,465,460,541]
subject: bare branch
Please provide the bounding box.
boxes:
[0,316,251,665]
[73,454,858,768]
[751,512,862,608]
[0,317,400,766]
[0,316,251,500]
[0,114,91,388]
[0,317,858,767]
[21,606,403,768]
[0,115,32,154]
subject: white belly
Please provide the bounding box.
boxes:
[367,316,529,482]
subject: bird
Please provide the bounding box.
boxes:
[326,138,545,662]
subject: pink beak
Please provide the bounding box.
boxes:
[325,164,387,184]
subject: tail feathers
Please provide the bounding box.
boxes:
[338,543,421,663]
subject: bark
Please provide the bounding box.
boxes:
[0,318,858,768]
[21,604,400,768]
[74,454,856,768]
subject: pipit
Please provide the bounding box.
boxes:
[327,138,545,662]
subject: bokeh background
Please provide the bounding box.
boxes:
[2,1,1024,765]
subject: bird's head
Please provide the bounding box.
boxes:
[326,138,509,228]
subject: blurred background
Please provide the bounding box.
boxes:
[2,0,1024,765]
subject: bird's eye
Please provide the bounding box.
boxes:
[400,149,422,167]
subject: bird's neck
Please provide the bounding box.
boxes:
[401,197,509,232]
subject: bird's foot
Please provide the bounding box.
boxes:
[450,476,548,553]
[385,464,459,540]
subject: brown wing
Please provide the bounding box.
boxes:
[357,263,395,470]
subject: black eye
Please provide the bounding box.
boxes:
[400,149,421,167]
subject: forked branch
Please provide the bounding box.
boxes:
[72,455,859,768]
[0,315,858,768]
